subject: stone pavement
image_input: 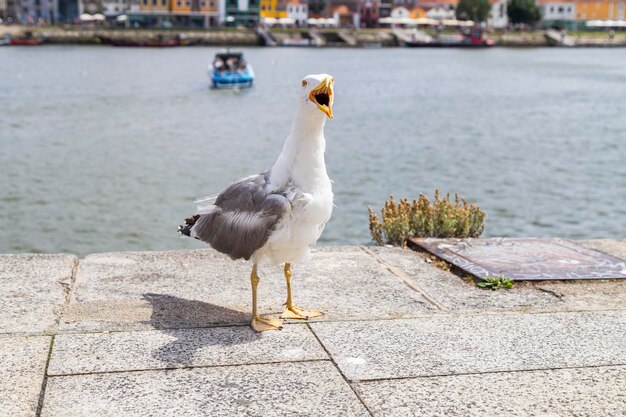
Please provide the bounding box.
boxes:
[1,240,625,416]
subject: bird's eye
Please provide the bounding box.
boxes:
[301,80,308,88]
[331,77,335,84]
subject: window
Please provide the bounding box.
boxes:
[152,0,156,5]
[558,6,563,12]
[210,1,213,6]
[143,0,147,5]
[550,6,553,12]
[177,0,181,5]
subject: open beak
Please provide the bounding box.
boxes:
[309,77,334,119]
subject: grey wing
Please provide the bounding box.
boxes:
[190,172,291,261]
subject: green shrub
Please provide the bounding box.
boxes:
[477,275,514,290]
[368,190,486,246]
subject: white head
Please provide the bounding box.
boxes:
[298,74,335,119]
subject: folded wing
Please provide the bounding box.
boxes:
[183,172,291,261]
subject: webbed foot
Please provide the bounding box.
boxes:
[251,317,284,332]
[281,305,324,320]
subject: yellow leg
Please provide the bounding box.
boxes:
[250,264,283,332]
[280,263,324,320]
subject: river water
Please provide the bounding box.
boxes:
[1,45,625,256]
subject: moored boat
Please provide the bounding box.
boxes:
[9,35,44,46]
[209,52,255,89]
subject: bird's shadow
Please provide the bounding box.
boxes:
[142,293,260,367]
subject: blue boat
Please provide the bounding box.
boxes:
[209,52,255,89]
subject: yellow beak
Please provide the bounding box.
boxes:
[308,77,334,119]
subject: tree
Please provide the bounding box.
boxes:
[456,0,491,23]
[507,0,541,26]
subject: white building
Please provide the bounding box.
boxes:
[539,0,575,21]
[425,5,454,19]
[286,0,306,25]
[101,0,129,15]
[390,5,409,18]
[489,0,508,27]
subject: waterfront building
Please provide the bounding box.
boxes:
[4,0,18,21]
[575,0,625,19]
[14,0,58,22]
[138,0,168,13]
[260,0,286,19]
[488,0,508,28]
[328,2,359,26]
[358,0,380,27]
[170,0,219,26]
[125,0,218,28]
[307,0,323,16]
[102,0,129,16]
[538,0,575,24]
[389,5,425,18]
[224,0,258,25]
[421,0,456,19]
[58,0,78,20]
[377,0,391,19]
[285,0,307,25]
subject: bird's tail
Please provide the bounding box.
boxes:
[178,214,200,237]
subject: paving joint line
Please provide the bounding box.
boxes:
[46,358,332,378]
[35,335,55,417]
[352,363,626,384]
[360,246,447,311]
[305,322,375,417]
[52,257,80,334]
[3,307,626,338]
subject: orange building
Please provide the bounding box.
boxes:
[139,0,170,13]
[575,0,625,20]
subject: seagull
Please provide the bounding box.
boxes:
[179,74,335,332]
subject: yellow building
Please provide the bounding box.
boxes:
[576,0,625,20]
[260,0,287,19]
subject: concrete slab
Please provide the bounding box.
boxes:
[411,238,626,280]
[310,310,626,381]
[354,365,626,417]
[61,247,434,332]
[367,247,559,312]
[533,279,626,310]
[0,336,51,417]
[579,239,626,260]
[42,361,370,417]
[48,324,327,375]
[0,254,76,334]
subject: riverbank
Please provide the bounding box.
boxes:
[3,25,626,47]
[1,239,625,415]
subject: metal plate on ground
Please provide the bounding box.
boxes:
[410,238,626,281]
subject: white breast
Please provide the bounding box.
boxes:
[258,178,333,265]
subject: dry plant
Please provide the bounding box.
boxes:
[368,190,486,246]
